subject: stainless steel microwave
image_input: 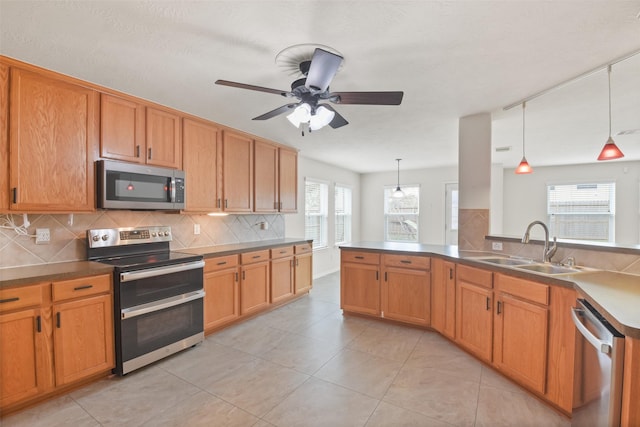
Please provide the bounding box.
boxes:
[97,160,185,210]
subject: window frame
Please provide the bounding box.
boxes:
[304,178,329,250]
[334,184,352,246]
[384,184,420,243]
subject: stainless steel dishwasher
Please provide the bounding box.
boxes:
[571,298,625,427]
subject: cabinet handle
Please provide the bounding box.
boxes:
[0,297,19,304]
[225,199,228,209]
[486,297,491,311]
[296,259,299,267]
[136,145,141,158]
[217,261,227,266]
[73,284,93,291]
[400,260,412,264]
[355,256,364,260]
[36,315,41,333]
[449,268,453,280]
[56,312,61,328]
[497,301,502,315]
[216,198,221,208]
[384,272,387,281]
[148,147,152,160]
[242,271,245,280]
[235,272,239,282]
[11,188,17,204]
[376,271,379,281]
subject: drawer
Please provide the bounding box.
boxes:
[495,273,550,306]
[0,283,46,313]
[294,243,312,255]
[205,254,239,272]
[383,254,430,270]
[271,246,294,259]
[342,250,380,265]
[241,249,270,264]
[52,273,112,302]
[457,264,493,289]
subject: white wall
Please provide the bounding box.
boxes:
[500,160,640,244]
[285,155,361,278]
[360,166,458,244]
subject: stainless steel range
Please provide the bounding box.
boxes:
[87,226,205,375]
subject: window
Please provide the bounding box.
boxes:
[305,179,328,249]
[335,185,352,245]
[384,185,420,242]
[547,182,615,242]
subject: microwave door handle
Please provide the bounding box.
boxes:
[170,178,177,203]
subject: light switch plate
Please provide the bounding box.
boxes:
[194,224,200,235]
[492,242,503,251]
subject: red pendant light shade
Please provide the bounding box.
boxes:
[515,102,533,175]
[598,65,624,161]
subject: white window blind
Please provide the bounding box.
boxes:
[305,179,328,249]
[335,185,352,245]
[547,182,615,242]
[384,185,420,242]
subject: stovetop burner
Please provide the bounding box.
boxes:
[95,251,200,270]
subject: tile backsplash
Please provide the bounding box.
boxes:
[0,212,285,269]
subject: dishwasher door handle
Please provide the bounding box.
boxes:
[571,307,611,355]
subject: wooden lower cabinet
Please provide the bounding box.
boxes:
[294,244,313,294]
[381,254,431,326]
[240,252,270,315]
[0,274,114,412]
[271,247,294,303]
[340,251,381,316]
[431,258,456,339]
[456,280,493,363]
[203,256,240,332]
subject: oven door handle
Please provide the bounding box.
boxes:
[121,290,205,320]
[120,260,205,282]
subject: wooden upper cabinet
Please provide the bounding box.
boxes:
[222,130,253,212]
[254,139,279,212]
[9,68,98,212]
[100,93,145,163]
[0,62,8,212]
[146,107,182,169]
[183,118,222,212]
[278,147,298,213]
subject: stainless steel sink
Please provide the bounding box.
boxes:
[468,256,534,266]
[514,263,583,275]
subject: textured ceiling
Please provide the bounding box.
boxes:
[1,1,639,173]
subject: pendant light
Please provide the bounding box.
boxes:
[392,158,405,198]
[515,102,533,174]
[597,65,625,161]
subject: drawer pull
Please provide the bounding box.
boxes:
[280,250,287,254]
[355,256,365,259]
[252,255,261,259]
[400,260,412,264]
[0,297,19,304]
[73,285,93,291]
[217,261,227,266]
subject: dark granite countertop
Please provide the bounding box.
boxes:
[341,241,640,338]
[0,261,114,288]
[177,238,311,258]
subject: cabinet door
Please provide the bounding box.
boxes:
[0,308,51,408]
[382,267,430,326]
[431,259,456,339]
[222,131,253,212]
[9,68,98,212]
[278,148,298,213]
[294,253,312,294]
[204,267,239,331]
[456,281,493,363]
[53,294,114,386]
[0,62,8,211]
[100,93,145,163]
[146,107,182,169]
[340,262,380,316]
[254,139,278,212]
[183,118,222,212]
[240,261,270,315]
[271,257,294,303]
[494,293,548,394]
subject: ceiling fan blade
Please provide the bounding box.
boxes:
[215,79,290,97]
[305,48,343,92]
[331,91,404,105]
[321,104,349,129]
[252,103,299,120]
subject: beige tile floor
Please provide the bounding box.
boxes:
[1,272,571,427]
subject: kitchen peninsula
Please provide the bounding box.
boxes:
[339,241,640,425]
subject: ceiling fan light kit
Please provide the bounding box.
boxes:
[515,102,533,175]
[597,65,625,161]
[216,45,403,133]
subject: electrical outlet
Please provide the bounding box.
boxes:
[492,241,503,251]
[35,228,51,244]
[194,224,200,235]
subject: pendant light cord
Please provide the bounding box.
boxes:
[396,158,401,188]
[607,64,612,138]
[522,102,526,156]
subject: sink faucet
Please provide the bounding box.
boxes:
[522,220,557,263]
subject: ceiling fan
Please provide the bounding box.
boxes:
[215,47,404,133]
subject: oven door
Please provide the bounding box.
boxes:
[117,290,204,375]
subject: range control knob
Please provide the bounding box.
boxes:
[101,234,109,241]
[151,232,157,237]
[92,235,100,242]
[165,231,170,237]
